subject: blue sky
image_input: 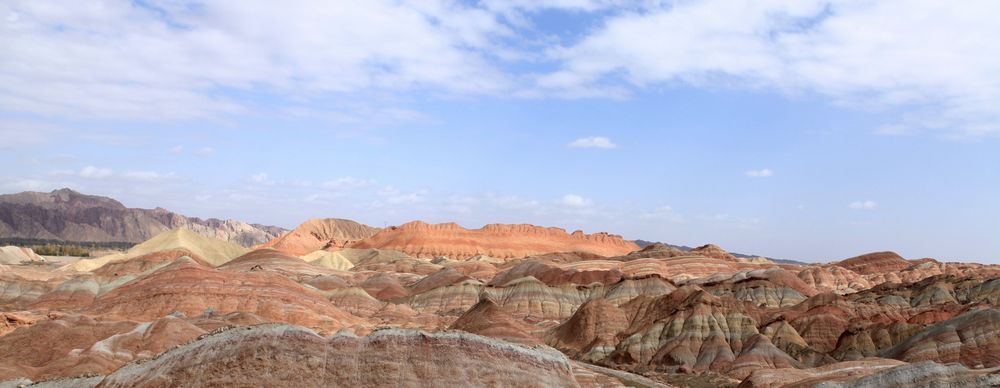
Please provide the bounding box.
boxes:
[2,1,999,263]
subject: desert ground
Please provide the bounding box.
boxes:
[3,209,999,387]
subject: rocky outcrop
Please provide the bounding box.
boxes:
[218,249,336,283]
[488,256,749,287]
[351,221,639,260]
[449,298,539,345]
[726,334,800,379]
[692,268,818,308]
[821,361,1000,388]
[546,298,629,362]
[0,188,284,246]
[260,218,380,256]
[798,265,872,295]
[0,312,39,337]
[606,286,763,374]
[834,251,911,275]
[738,358,907,387]
[0,314,210,381]
[95,326,580,387]
[690,244,739,262]
[618,243,687,260]
[882,308,1000,368]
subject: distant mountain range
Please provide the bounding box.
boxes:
[0,188,286,247]
[634,239,806,265]
[0,188,808,264]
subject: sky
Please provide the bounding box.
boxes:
[2,0,999,263]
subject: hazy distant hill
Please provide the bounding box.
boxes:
[0,188,286,247]
[633,239,807,265]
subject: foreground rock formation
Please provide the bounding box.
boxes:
[98,326,580,387]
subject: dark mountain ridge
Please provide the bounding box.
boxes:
[0,188,286,247]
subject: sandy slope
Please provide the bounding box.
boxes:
[58,228,247,271]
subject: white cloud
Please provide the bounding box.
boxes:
[4,1,995,141]
[544,1,1000,137]
[250,172,268,183]
[378,186,427,204]
[848,200,878,210]
[78,166,112,179]
[169,145,184,154]
[745,168,774,178]
[567,136,617,149]
[561,194,593,207]
[0,1,510,120]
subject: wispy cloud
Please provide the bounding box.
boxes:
[848,200,878,210]
[323,177,375,190]
[194,147,215,157]
[543,1,1000,137]
[567,136,617,149]
[250,173,269,184]
[78,166,113,179]
[560,194,593,207]
[378,186,427,204]
[745,168,774,178]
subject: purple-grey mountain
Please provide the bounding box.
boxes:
[0,188,285,247]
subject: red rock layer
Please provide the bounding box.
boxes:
[351,221,640,260]
[834,251,911,275]
[449,298,540,345]
[546,298,629,362]
[85,258,361,332]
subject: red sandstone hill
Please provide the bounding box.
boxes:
[350,221,640,260]
[260,218,380,256]
[834,251,911,275]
